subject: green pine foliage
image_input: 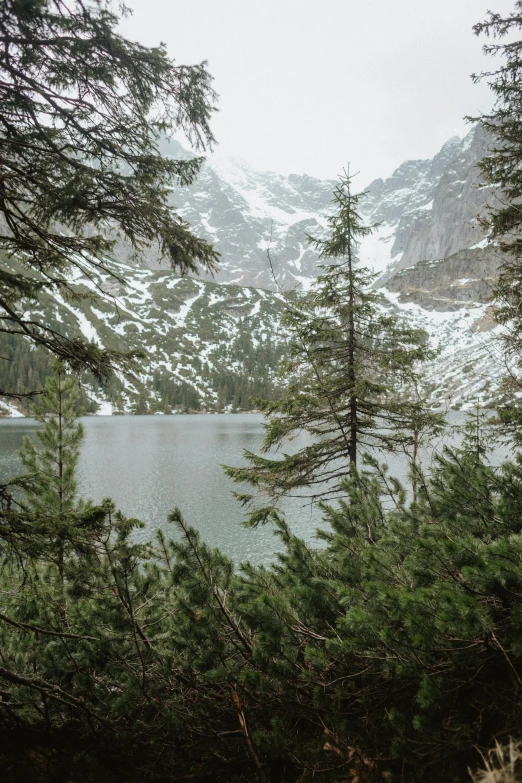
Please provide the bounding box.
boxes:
[0,332,53,407]
[18,363,84,519]
[225,172,442,524]
[0,0,218,390]
[472,3,522,422]
[472,2,522,259]
[3,400,522,781]
[3,5,522,782]
[16,363,95,584]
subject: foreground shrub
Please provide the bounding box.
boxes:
[2,396,522,780]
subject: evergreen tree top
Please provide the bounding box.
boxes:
[471,2,522,417]
[307,169,378,261]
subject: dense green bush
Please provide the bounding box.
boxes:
[2,384,522,782]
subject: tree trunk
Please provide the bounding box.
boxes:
[347,246,357,468]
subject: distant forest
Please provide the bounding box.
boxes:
[0,326,286,414]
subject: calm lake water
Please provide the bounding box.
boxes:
[0,412,510,563]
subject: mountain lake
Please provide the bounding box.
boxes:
[0,412,510,564]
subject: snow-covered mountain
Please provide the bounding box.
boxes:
[154,125,507,409]
[359,125,495,282]
[0,250,505,418]
[0,125,509,416]
[150,137,334,290]
[156,125,494,292]
[0,258,289,416]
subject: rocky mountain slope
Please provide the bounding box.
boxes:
[360,125,496,282]
[156,125,495,290]
[385,246,500,311]
[0,124,509,415]
[150,138,334,290]
[0,259,288,415]
[0,256,506,417]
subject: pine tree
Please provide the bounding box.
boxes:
[225,171,440,522]
[18,362,86,580]
[0,0,219,391]
[472,2,522,257]
[472,3,522,400]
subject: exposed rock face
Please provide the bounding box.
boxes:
[385,246,502,311]
[147,126,497,298]
[155,138,334,290]
[359,125,497,282]
[392,127,495,273]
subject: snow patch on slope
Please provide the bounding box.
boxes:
[384,290,504,409]
[358,224,397,274]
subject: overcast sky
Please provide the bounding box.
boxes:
[119,0,515,184]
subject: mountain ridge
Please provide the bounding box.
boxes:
[148,125,496,293]
[0,126,508,416]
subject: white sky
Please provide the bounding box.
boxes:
[119,0,515,184]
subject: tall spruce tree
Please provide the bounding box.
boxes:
[0,0,218,392]
[225,171,440,523]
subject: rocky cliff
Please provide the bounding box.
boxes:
[358,125,497,281]
[385,246,501,311]
[155,125,497,297]
[1,125,510,415]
